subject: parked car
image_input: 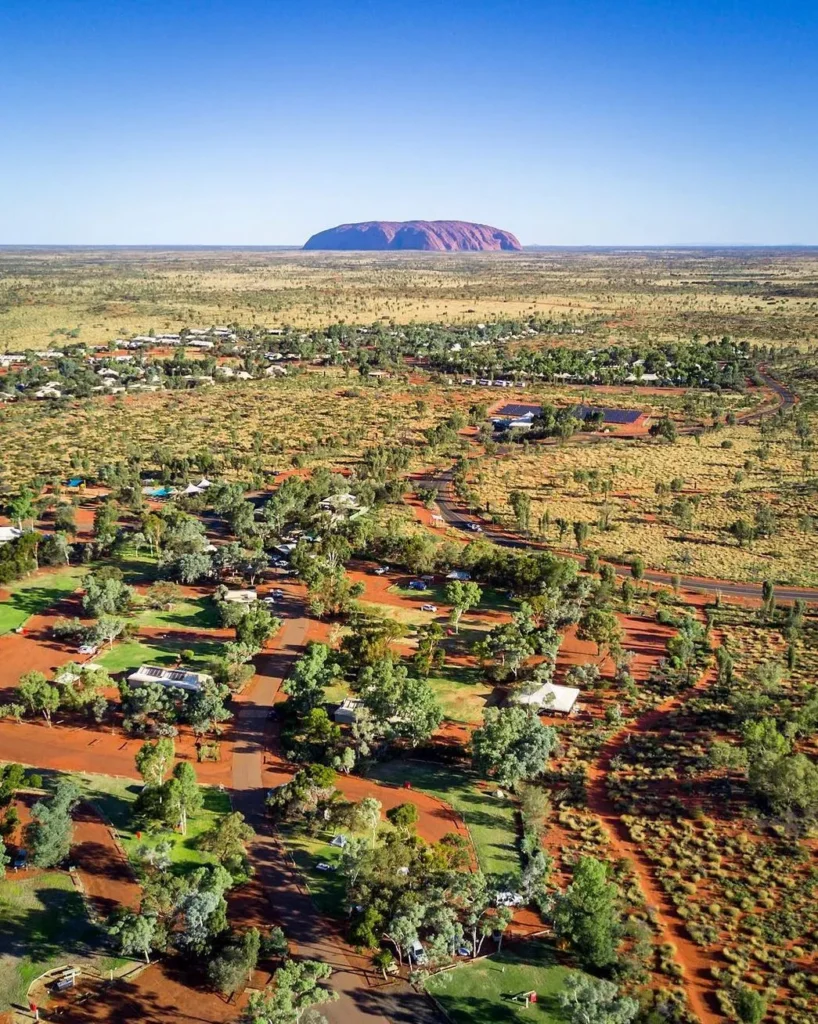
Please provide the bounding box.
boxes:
[374,566,390,576]
[495,891,524,907]
[408,580,427,591]
[12,849,27,869]
[421,604,438,612]
[270,588,284,597]
[78,643,99,655]
[273,558,289,568]
[409,939,428,965]
[456,946,471,957]
[466,522,483,533]
[263,596,277,605]
[316,862,336,872]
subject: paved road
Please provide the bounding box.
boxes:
[230,609,441,1024]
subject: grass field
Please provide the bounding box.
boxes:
[0,373,446,490]
[0,565,85,634]
[472,417,818,585]
[97,634,224,675]
[425,943,574,1024]
[132,595,221,631]
[20,770,233,875]
[367,760,519,876]
[282,829,347,918]
[426,663,491,725]
[0,871,102,1013]
[1,248,816,351]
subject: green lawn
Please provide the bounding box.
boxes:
[427,663,492,725]
[0,871,102,1012]
[387,582,515,614]
[132,595,221,631]
[118,785,232,874]
[98,634,223,675]
[0,565,85,634]
[425,943,574,1024]
[282,828,347,918]
[367,760,519,877]
[12,769,232,876]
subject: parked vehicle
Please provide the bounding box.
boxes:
[408,580,427,591]
[409,939,428,965]
[421,604,438,612]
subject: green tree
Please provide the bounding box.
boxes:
[553,856,622,969]
[166,761,203,834]
[26,779,80,868]
[208,927,261,996]
[135,737,175,787]
[577,607,623,660]
[732,984,767,1024]
[509,489,532,533]
[283,643,338,715]
[242,959,337,1024]
[471,706,557,788]
[109,909,157,963]
[18,671,60,726]
[558,973,638,1024]
[444,580,483,634]
[198,811,255,866]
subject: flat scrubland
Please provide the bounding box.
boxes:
[471,413,818,586]
[2,247,817,351]
[0,374,449,489]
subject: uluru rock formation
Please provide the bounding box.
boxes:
[303,220,522,252]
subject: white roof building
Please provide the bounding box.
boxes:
[513,681,580,715]
[127,665,212,692]
[334,698,364,724]
[0,526,23,545]
[221,589,258,604]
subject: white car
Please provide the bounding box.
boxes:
[315,862,336,872]
[79,643,99,655]
[374,566,390,576]
[467,522,483,533]
[495,891,524,908]
[421,604,438,613]
[270,588,284,597]
[263,596,277,605]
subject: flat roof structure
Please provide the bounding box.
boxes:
[513,681,580,715]
[127,664,212,692]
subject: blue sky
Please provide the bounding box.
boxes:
[1,0,816,244]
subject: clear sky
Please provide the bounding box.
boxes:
[1,0,816,245]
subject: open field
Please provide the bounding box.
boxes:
[425,943,574,1024]
[2,247,818,352]
[0,565,85,634]
[0,373,449,490]
[471,416,818,585]
[0,871,104,1013]
[97,635,224,675]
[367,759,519,876]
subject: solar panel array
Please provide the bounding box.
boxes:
[494,403,543,418]
[571,405,643,425]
